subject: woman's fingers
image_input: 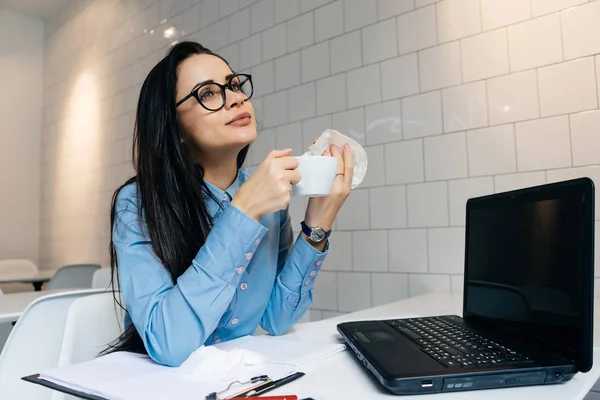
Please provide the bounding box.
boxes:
[330,145,344,174]
[268,149,292,159]
[278,156,300,170]
[285,170,302,186]
[342,144,355,188]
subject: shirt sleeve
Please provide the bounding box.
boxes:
[113,188,267,367]
[259,207,328,335]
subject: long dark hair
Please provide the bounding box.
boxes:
[102,41,249,355]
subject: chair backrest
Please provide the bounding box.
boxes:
[51,292,124,400]
[46,264,101,291]
[58,291,124,366]
[0,289,104,400]
[0,259,38,275]
[91,268,113,290]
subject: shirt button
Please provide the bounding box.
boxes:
[231,318,239,325]
[304,279,311,286]
[309,270,317,278]
[254,238,261,246]
[240,282,248,290]
[315,260,322,267]
[245,252,253,261]
[214,338,221,344]
[236,266,245,275]
[222,195,228,202]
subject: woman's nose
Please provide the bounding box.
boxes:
[225,89,245,109]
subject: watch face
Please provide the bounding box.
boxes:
[310,228,327,242]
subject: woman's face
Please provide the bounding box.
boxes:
[175,53,256,160]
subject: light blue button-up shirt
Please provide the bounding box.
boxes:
[112,168,328,367]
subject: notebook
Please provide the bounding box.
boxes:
[214,335,347,369]
[27,335,347,400]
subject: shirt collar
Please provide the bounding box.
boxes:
[203,171,244,215]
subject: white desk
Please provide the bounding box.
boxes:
[269,292,600,399]
[0,270,57,291]
[0,290,66,323]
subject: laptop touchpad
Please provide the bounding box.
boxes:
[364,330,396,342]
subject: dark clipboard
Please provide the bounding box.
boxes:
[22,374,109,400]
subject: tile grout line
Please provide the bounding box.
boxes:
[464,129,471,184]
[504,26,512,74]
[558,9,566,62]
[529,0,534,17]
[595,56,600,109]
[568,114,574,168]
[535,66,543,125]
[510,123,518,183]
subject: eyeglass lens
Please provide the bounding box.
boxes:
[197,75,253,111]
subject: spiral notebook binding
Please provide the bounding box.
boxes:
[297,343,347,368]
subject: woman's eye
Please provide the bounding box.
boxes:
[230,81,241,91]
[200,90,214,100]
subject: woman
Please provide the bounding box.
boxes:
[105,41,355,367]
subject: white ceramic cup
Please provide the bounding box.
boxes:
[291,156,338,197]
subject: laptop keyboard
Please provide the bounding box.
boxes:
[386,316,535,369]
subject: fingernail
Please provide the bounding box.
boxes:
[343,144,350,150]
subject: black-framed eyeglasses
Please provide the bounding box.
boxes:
[176,73,253,111]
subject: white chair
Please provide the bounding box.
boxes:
[0,289,104,400]
[46,264,101,291]
[91,268,113,290]
[0,259,38,274]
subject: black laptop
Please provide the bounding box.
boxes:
[337,178,594,395]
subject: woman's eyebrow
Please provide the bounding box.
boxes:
[190,73,235,91]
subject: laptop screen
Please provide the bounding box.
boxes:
[463,178,594,371]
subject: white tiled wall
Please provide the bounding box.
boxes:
[41,0,600,321]
[0,9,43,267]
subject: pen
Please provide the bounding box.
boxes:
[244,397,298,400]
[239,372,305,398]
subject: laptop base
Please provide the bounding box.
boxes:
[337,318,577,395]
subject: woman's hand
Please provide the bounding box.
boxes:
[231,149,301,222]
[304,144,355,234]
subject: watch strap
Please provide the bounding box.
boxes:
[300,221,331,240]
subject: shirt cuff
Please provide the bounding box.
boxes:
[192,203,268,285]
[281,233,329,293]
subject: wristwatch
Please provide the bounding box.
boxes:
[300,221,331,243]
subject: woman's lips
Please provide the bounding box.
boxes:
[227,115,252,126]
